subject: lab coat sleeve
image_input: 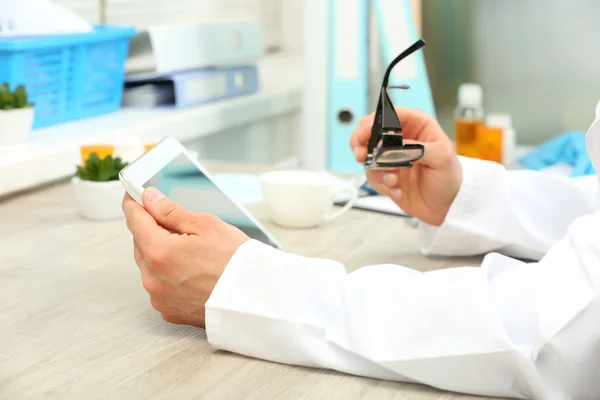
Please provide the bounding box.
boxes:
[205,213,600,399]
[418,156,597,260]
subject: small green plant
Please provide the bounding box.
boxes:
[75,152,128,182]
[0,82,34,110]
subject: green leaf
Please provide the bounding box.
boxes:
[76,165,85,178]
[76,165,92,181]
[0,82,9,97]
[97,155,112,181]
[75,152,128,182]
[0,90,14,109]
[14,85,27,108]
[0,83,31,109]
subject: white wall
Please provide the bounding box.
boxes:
[280,0,303,54]
[105,0,283,50]
[54,0,285,49]
[423,0,600,144]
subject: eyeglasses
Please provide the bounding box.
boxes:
[365,39,426,170]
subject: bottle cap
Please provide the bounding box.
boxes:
[457,83,483,107]
[486,113,512,130]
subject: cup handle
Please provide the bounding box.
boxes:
[325,183,359,222]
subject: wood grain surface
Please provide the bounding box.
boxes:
[0,165,509,400]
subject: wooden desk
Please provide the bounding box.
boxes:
[0,167,505,400]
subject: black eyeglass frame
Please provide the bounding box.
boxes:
[365,39,427,170]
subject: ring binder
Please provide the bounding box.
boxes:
[301,0,435,173]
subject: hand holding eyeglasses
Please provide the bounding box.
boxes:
[350,107,463,227]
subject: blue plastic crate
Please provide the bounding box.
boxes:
[0,25,136,129]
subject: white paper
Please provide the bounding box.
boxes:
[0,0,93,37]
[352,194,408,216]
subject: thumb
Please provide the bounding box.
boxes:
[142,187,194,234]
[403,139,453,169]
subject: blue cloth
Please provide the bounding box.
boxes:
[519,131,595,177]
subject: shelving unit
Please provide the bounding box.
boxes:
[0,54,302,197]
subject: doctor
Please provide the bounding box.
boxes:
[123,103,600,400]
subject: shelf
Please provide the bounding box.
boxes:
[0,54,302,198]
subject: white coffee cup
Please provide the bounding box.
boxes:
[260,170,358,228]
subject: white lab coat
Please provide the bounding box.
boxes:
[205,104,600,400]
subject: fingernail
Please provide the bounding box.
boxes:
[144,187,164,204]
[383,173,397,187]
[353,147,360,159]
[390,188,402,199]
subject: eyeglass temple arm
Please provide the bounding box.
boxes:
[367,39,426,154]
[381,39,426,87]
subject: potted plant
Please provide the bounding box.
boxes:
[0,83,34,146]
[72,152,128,221]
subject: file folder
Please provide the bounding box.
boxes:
[372,0,436,117]
[327,0,369,173]
[123,65,259,108]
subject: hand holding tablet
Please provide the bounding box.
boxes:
[119,136,282,249]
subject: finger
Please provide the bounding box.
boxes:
[389,187,403,202]
[134,239,144,266]
[382,172,399,188]
[351,107,434,149]
[402,139,453,169]
[133,239,150,274]
[353,146,368,163]
[366,169,386,185]
[393,107,435,140]
[365,171,403,202]
[352,107,438,154]
[123,192,149,233]
[350,113,375,150]
[142,187,197,234]
[122,193,137,232]
[124,193,169,249]
[365,170,392,195]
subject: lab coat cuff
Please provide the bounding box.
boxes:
[205,239,312,351]
[418,156,497,256]
[203,238,347,365]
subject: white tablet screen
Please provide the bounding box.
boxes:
[142,152,278,247]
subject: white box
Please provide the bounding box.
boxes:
[126,18,266,75]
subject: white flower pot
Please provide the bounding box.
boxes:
[71,177,125,221]
[0,108,34,146]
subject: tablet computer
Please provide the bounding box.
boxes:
[119,136,282,249]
